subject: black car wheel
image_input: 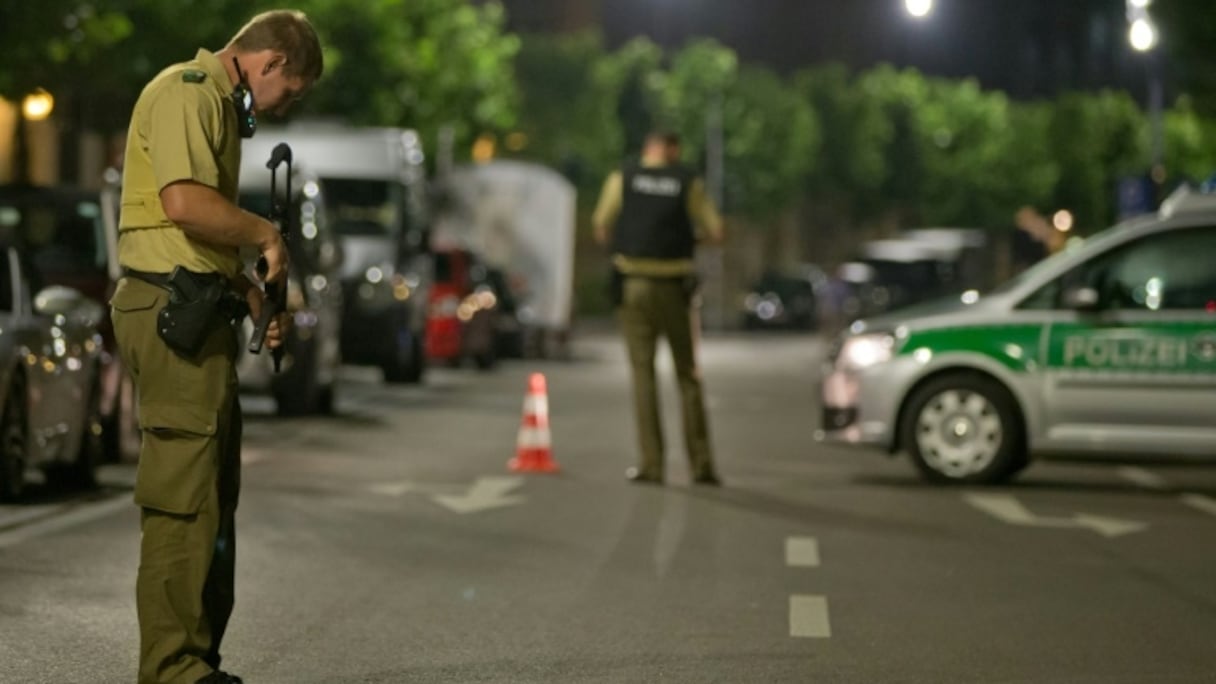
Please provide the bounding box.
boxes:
[56,377,103,489]
[383,316,425,384]
[0,374,28,502]
[901,373,1026,485]
[272,337,325,416]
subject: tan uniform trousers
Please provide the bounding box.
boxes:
[616,275,715,480]
[110,276,242,684]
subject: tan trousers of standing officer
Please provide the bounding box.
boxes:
[617,275,714,480]
[110,277,242,684]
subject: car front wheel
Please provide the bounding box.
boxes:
[0,374,28,501]
[901,374,1025,485]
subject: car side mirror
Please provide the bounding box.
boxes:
[34,285,105,328]
[1062,285,1101,311]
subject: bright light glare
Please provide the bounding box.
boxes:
[905,0,933,18]
[840,334,895,371]
[1127,0,1151,8]
[22,89,54,120]
[1052,210,1074,232]
[1129,18,1157,51]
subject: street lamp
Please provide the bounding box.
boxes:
[1128,17,1158,52]
[21,89,55,121]
[12,88,55,184]
[904,0,933,19]
[1126,0,1163,187]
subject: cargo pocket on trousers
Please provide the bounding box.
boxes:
[135,402,219,515]
[109,278,162,313]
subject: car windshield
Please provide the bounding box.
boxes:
[321,178,401,237]
[986,216,1156,296]
[0,193,107,278]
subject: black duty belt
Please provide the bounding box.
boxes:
[124,267,225,290]
[123,268,173,289]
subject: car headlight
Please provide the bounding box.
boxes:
[836,333,896,372]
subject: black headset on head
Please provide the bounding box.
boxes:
[230,57,257,138]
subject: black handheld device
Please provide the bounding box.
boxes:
[247,142,293,371]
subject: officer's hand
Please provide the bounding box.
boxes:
[257,219,289,286]
[266,310,292,350]
[245,287,293,350]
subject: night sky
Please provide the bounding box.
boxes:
[497,0,1158,104]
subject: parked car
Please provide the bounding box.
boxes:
[0,184,137,464]
[741,268,822,331]
[236,158,345,415]
[0,219,107,499]
[426,247,498,369]
[248,125,433,384]
[819,185,1216,484]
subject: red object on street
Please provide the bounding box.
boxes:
[508,372,559,473]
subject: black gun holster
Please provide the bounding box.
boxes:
[127,267,249,357]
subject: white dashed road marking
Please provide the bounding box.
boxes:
[0,496,131,549]
[1116,466,1170,491]
[1181,493,1216,518]
[789,595,832,638]
[787,536,830,638]
[785,536,820,567]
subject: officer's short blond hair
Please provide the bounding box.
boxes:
[227,10,324,82]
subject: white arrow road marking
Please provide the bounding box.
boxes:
[432,477,526,514]
[789,595,831,638]
[371,477,526,514]
[964,493,1148,538]
[785,537,820,568]
[1116,466,1170,491]
[1181,493,1216,518]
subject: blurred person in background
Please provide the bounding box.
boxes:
[109,10,321,684]
[593,131,724,487]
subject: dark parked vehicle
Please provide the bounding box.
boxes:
[0,184,137,464]
[426,247,498,369]
[237,160,345,415]
[741,269,821,331]
[0,211,107,499]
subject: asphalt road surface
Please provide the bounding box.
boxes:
[2,330,1215,683]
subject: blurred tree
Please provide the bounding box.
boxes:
[1,0,519,167]
[292,0,519,163]
[0,3,135,101]
[1047,90,1147,230]
[1155,0,1216,117]
[795,64,888,220]
[1163,96,1216,184]
[601,37,664,158]
[512,31,622,198]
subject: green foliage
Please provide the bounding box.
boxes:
[795,64,887,207]
[719,65,818,218]
[291,0,519,159]
[1047,91,1148,228]
[1164,96,1216,182]
[1156,0,1216,117]
[513,31,622,198]
[0,3,134,98]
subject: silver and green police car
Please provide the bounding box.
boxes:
[818,186,1216,484]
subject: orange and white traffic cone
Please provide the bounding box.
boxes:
[508,372,559,473]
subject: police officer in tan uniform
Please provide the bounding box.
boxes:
[109,11,322,684]
[593,131,725,486]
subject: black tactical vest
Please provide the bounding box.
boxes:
[613,162,696,260]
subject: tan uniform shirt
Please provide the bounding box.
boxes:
[592,154,724,277]
[118,48,243,277]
